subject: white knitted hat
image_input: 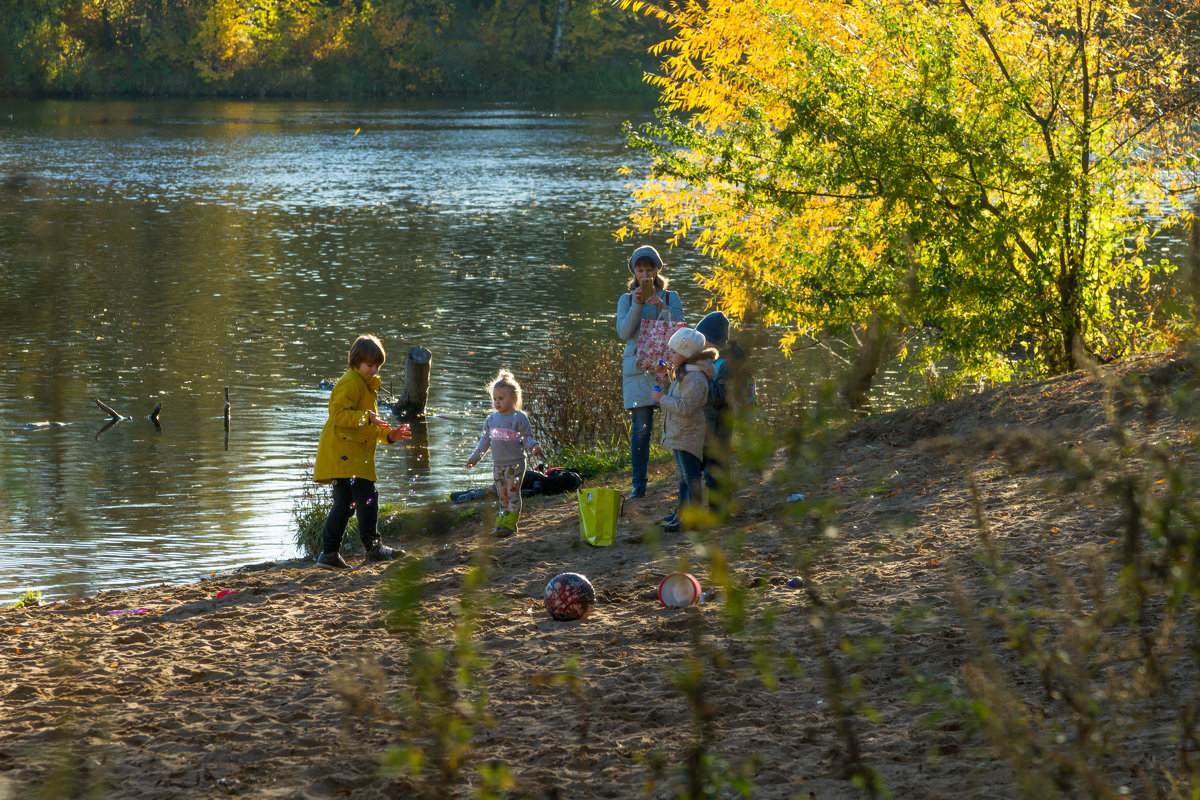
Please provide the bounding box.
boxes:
[668,327,706,360]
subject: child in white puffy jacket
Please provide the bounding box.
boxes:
[651,327,717,532]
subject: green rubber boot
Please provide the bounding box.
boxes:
[494,511,517,537]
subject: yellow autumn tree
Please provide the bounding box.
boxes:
[620,0,1199,397]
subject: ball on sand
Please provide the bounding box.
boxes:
[543,572,595,621]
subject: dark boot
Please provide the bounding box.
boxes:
[365,543,404,562]
[316,551,350,569]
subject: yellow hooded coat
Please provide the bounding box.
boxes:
[313,368,393,483]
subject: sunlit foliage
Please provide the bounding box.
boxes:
[0,0,667,95]
[620,0,1200,387]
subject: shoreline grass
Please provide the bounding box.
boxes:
[291,446,674,559]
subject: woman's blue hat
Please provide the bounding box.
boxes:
[627,245,663,274]
[696,311,729,346]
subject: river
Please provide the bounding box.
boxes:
[0,98,711,602]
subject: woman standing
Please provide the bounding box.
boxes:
[616,245,685,498]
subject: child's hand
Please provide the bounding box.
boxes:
[650,388,663,403]
[531,445,543,457]
[369,412,388,429]
[387,424,412,443]
[465,459,476,469]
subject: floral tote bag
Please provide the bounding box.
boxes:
[634,292,685,371]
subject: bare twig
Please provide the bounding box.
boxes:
[95,399,129,421]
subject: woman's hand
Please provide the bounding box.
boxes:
[645,292,666,311]
[531,444,543,457]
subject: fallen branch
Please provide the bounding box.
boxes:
[96,399,130,421]
[148,402,162,424]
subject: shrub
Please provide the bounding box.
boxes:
[523,328,630,465]
[12,590,43,609]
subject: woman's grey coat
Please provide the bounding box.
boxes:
[616,289,685,410]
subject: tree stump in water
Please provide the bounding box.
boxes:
[399,346,431,418]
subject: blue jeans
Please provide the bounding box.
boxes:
[675,449,704,508]
[630,406,656,491]
[703,455,721,491]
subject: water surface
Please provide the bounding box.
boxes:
[0,99,695,601]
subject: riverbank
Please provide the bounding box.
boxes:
[3,348,1198,798]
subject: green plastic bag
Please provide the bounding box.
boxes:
[577,488,622,547]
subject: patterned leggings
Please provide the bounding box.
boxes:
[494,462,526,515]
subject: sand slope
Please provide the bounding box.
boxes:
[2,350,1197,799]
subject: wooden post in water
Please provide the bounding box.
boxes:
[399,346,432,419]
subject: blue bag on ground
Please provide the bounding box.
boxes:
[577,488,622,547]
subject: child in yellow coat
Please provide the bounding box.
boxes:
[313,334,411,569]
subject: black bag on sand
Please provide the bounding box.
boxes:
[522,465,583,497]
[451,466,583,502]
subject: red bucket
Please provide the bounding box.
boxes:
[658,572,702,607]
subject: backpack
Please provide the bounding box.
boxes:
[543,467,583,493]
[523,466,583,496]
[450,466,583,503]
[712,341,756,412]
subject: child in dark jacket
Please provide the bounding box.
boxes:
[696,312,753,519]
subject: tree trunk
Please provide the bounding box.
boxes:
[550,0,568,63]
[1191,199,1200,301]
[840,316,892,411]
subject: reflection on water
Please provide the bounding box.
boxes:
[0,99,689,601]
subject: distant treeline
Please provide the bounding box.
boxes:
[0,0,668,98]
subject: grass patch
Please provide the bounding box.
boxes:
[551,441,672,482]
[291,462,479,559]
[294,500,479,560]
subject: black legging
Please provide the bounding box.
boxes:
[321,477,379,555]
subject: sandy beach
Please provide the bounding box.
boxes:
[3,349,1198,799]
